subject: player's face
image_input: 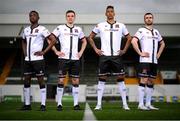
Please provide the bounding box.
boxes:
[106,8,115,20]
[66,12,75,24]
[29,12,39,24]
[144,14,153,26]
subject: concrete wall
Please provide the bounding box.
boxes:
[86,85,180,102]
[0,84,87,103]
[0,84,180,103]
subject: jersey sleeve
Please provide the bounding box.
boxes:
[122,24,129,36]
[134,28,143,40]
[79,28,85,40]
[157,30,163,42]
[52,26,61,38]
[42,27,51,38]
[22,29,26,40]
[92,24,100,34]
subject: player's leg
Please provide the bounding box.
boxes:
[70,60,81,110]
[95,56,108,110]
[72,78,80,110]
[112,56,129,110]
[21,61,32,110]
[34,60,46,111]
[138,63,149,110]
[117,75,130,110]
[56,59,67,111]
[146,64,159,110]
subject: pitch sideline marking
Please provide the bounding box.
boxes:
[83,102,97,121]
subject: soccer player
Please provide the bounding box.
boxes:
[50,10,87,111]
[21,10,56,111]
[89,5,131,110]
[131,13,165,110]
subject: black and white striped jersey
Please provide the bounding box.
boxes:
[92,21,129,56]
[134,27,163,64]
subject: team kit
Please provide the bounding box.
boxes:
[20,5,165,111]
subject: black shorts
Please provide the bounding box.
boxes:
[24,60,45,76]
[138,63,157,79]
[98,56,125,76]
[58,59,80,78]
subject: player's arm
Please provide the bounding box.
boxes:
[131,37,149,57]
[157,40,165,59]
[22,39,27,56]
[44,34,57,54]
[77,37,87,58]
[47,34,65,57]
[88,32,103,56]
[120,34,132,56]
[35,34,57,56]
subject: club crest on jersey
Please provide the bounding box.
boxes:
[35,29,39,33]
[138,31,142,33]
[155,31,158,35]
[75,29,78,33]
[115,24,119,28]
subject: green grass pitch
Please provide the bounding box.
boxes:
[0,101,85,120]
[0,101,180,120]
[89,102,180,120]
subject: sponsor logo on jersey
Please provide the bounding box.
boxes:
[74,29,78,33]
[155,31,158,35]
[64,33,78,37]
[104,28,119,32]
[35,29,39,33]
[115,24,119,28]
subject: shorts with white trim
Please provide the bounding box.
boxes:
[138,63,157,79]
[24,60,45,77]
[58,59,80,78]
[98,56,125,77]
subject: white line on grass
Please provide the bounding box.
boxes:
[83,102,97,121]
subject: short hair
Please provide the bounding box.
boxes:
[29,10,39,17]
[106,5,114,10]
[66,10,76,15]
[144,13,153,19]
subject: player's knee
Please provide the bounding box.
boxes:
[39,84,46,89]
[117,76,124,82]
[57,84,64,88]
[140,77,148,84]
[24,80,30,88]
[72,84,79,87]
[139,83,146,87]
[147,84,154,88]
[99,78,106,82]
[24,83,30,88]
[58,78,64,84]
[38,80,46,89]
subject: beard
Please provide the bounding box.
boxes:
[146,20,153,26]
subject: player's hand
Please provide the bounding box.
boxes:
[95,48,104,56]
[77,52,83,59]
[55,51,65,57]
[118,50,126,56]
[140,52,149,57]
[34,51,44,56]
[156,54,160,59]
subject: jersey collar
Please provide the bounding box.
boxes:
[65,24,74,29]
[106,20,116,25]
[144,26,153,32]
[30,24,39,30]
